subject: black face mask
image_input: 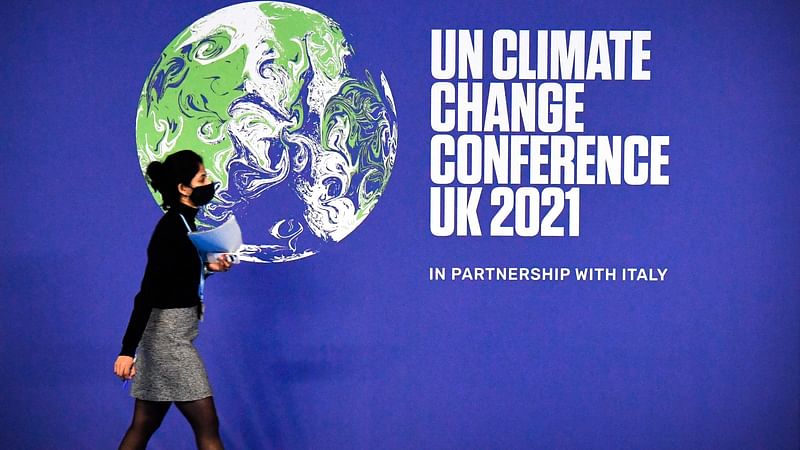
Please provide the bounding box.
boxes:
[188,182,216,206]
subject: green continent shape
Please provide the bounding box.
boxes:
[135,26,247,201]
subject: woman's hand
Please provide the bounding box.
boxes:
[114,355,136,380]
[206,254,233,272]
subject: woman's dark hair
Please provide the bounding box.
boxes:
[146,150,203,210]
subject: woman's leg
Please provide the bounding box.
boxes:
[175,396,224,450]
[118,399,171,450]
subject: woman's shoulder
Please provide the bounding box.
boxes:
[151,209,185,238]
[146,211,189,254]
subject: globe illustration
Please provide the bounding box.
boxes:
[135,1,398,263]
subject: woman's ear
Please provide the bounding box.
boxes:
[177,183,192,197]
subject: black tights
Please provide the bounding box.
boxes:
[119,396,224,450]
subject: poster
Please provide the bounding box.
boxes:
[1,1,797,448]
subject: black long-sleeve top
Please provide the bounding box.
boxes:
[119,202,205,357]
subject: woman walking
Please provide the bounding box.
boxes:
[113,150,233,450]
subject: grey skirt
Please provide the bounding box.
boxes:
[130,306,213,402]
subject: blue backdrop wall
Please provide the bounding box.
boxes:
[1,1,798,449]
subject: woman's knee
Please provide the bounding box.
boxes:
[198,411,220,431]
[176,397,220,430]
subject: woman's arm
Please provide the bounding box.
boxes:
[118,218,181,356]
[118,290,152,357]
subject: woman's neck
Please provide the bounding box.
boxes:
[179,198,199,209]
